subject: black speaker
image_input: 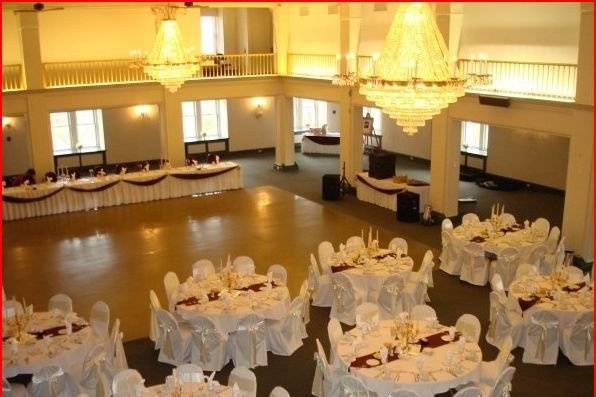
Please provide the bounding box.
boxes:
[322,174,341,201]
[369,151,396,179]
[397,191,420,222]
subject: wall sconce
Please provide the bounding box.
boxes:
[253,98,265,119]
[134,105,150,120]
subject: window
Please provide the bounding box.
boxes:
[461,121,489,155]
[50,109,105,155]
[293,98,328,131]
[362,106,383,135]
[182,99,228,141]
[201,15,222,54]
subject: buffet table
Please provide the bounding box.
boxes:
[2,162,243,221]
[301,133,341,155]
[356,172,430,213]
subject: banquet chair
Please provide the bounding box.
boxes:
[486,292,523,349]
[2,299,23,318]
[175,364,204,383]
[2,378,26,397]
[377,274,406,319]
[542,236,565,275]
[460,243,489,286]
[90,301,110,339]
[80,345,114,397]
[388,237,408,255]
[410,305,437,322]
[420,250,435,288]
[149,290,162,348]
[269,386,291,397]
[228,366,257,397]
[355,302,380,330]
[500,213,516,227]
[526,245,548,272]
[313,338,342,397]
[189,314,230,371]
[163,272,180,307]
[455,314,481,343]
[111,369,145,397]
[387,391,421,397]
[490,247,520,291]
[453,386,482,397]
[345,236,365,251]
[441,218,453,231]
[309,255,333,307]
[231,314,268,368]
[462,213,480,226]
[560,311,593,366]
[480,336,514,387]
[514,263,538,281]
[327,318,344,365]
[546,226,561,254]
[404,250,435,308]
[439,230,462,276]
[330,273,359,325]
[563,265,585,283]
[267,264,288,286]
[299,280,311,324]
[266,296,307,356]
[522,310,560,365]
[480,366,516,397]
[155,308,192,365]
[192,259,215,280]
[490,274,505,296]
[330,374,370,397]
[27,365,80,397]
[318,241,335,274]
[108,319,128,373]
[531,218,550,238]
[233,256,256,276]
[48,293,73,315]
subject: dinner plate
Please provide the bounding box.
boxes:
[441,335,454,342]
[366,358,381,366]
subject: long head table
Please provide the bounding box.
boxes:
[301,133,341,155]
[2,162,243,221]
[356,172,430,213]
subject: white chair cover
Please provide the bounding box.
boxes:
[155,309,192,365]
[312,338,338,397]
[480,336,514,387]
[108,319,128,373]
[266,296,306,356]
[90,301,110,339]
[388,237,408,255]
[48,293,73,315]
[2,300,23,318]
[404,251,434,308]
[410,305,437,322]
[149,290,162,348]
[491,247,519,291]
[345,236,365,251]
[500,213,516,227]
[456,314,481,343]
[355,302,380,330]
[267,264,288,286]
[462,213,480,226]
[111,369,145,397]
[439,231,462,276]
[3,378,26,397]
[330,375,370,397]
[318,241,335,275]
[387,391,421,397]
[490,274,505,297]
[309,255,333,307]
[28,366,80,397]
[531,218,550,239]
[482,366,516,397]
[377,274,406,319]
[269,386,290,397]
[175,364,204,383]
[299,280,311,324]
[514,263,538,280]
[163,272,180,306]
[192,259,215,280]
[563,265,584,283]
[80,345,114,397]
[526,245,548,271]
[228,366,257,397]
[420,250,435,288]
[522,310,560,365]
[486,292,523,349]
[441,218,453,231]
[330,273,358,326]
[233,256,256,276]
[453,388,482,397]
[542,236,565,275]
[189,314,230,371]
[327,318,344,365]
[460,243,489,286]
[546,226,560,254]
[231,314,268,368]
[561,311,593,366]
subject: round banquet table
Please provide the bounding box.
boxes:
[336,320,482,397]
[173,273,291,334]
[329,248,414,301]
[2,311,97,379]
[509,274,594,339]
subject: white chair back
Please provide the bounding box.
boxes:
[269,386,290,397]
[108,319,128,372]
[420,250,435,288]
[462,213,480,226]
[176,364,204,383]
[410,305,437,322]
[80,344,113,397]
[111,369,144,397]
[522,310,560,364]
[312,338,329,397]
[90,301,110,339]
[155,309,187,364]
[28,365,80,397]
[378,274,406,317]
[228,366,257,397]
[233,256,256,276]
[514,263,538,280]
[308,255,321,292]
[330,273,357,325]
[388,237,408,255]
[327,318,343,363]
[531,218,550,238]
[563,265,584,283]
[493,336,514,378]
[527,245,548,269]
[455,314,481,343]
[332,375,370,397]
[163,272,180,305]
[489,367,516,397]
[267,264,288,286]
[299,280,311,324]
[500,213,516,227]
[564,311,593,365]
[461,243,489,286]
[318,241,335,274]
[355,302,379,330]
[48,293,73,315]
[234,314,267,368]
[546,226,560,253]
[441,218,453,231]
[189,314,228,371]
[149,290,162,345]
[490,274,505,295]
[453,386,482,397]
[192,259,215,280]
[2,300,23,318]
[345,236,364,250]
[386,391,421,397]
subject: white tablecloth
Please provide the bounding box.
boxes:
[173,273,290,334]
[356,172,430,213]
[145,383,232,397]
[2,162,243,221]
[301,133,340,155]
[337,320,482,397]
[2,311,96,378]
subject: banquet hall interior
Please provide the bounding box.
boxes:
[1,2,594,397]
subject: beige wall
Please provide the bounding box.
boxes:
[382,116,432,160]
[227,96,275,151]
[326,101,340,132]
[288,4,340,54]
[2,115,31,175]
[246,9,273,53]
[2,10,22,65]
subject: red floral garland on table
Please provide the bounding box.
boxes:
[356,174,405,195]
[2,186,66,203]
[304,135,340,145]
[68,179,121,193]
[169,165,239,180]
[122,174,168,186]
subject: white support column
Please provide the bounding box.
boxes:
[274,95,296,169]
[272,5,289,75]
[339,94,363,183]
[161,89,185,167]
[18,12,44,90]
[26,94,54,175]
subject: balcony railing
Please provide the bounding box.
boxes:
[458,59,577,102]
[2,64,24,91]
[41,53,276,89]
[287,53,338,78]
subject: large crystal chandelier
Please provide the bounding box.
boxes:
[359,3,467,135]
[135,5,199,93]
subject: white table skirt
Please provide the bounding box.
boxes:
[356,172,430,213]
[301,134,340,155]
[2,163,243,221]
[145,383,232,397]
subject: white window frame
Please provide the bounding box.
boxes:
[182,99,228,142]
[461,121,489,155]
[362,106,383,135]
[293,98,328,132]
[50,109,105,155]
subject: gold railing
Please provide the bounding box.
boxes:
[287,53,338,78]
[41,53,276,89]
[458,59,577,102]
[2,64,24,91]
